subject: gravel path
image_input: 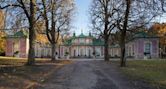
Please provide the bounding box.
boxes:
[36,60,154,89]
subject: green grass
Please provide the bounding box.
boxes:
[121,60,166,89]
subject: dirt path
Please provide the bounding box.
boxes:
[36,60,154,89]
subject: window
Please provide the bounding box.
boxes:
[73,39,78,44]
[13,39,19,53]
[86,39,89,43]
[132,44,134,56]
[145,43,151,54]
[129,47,131,56]
[79,38,84,43]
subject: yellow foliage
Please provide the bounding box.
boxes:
[35,21,63,45]
[0,31,6,53]
[0,10,5,29]
[0,10,5,53]
[36,34,49,44]
[150,23,166,48]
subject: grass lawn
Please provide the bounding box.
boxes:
[121,59,166,89]
[0,57,72,89]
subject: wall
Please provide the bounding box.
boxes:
[126,38,159,59]
[109,47,121,58]
[6,38,28,58]
[6,38,13,57]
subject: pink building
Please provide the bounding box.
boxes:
[6,30,29,58]
[126,32,159,59]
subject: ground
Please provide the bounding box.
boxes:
[35,60,156,89]
[0,58,165,89]
[121,60,166,89]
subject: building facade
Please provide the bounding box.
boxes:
[5,31,160,59]
[5,30,29,58]
[108,32,160,59]
[126,32,159,59]
[5,31,105,58]
[59,33,104,58]
[34,42,51,58]
[109,44,121,58]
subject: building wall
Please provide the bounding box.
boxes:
[6,38,13,57]
[109,47,121,57]
[34,43,53,58]
[94,46,104,58]
[70,46,92,57]
[19,38,28,57]
[6,38,28,58]
[151,39,159,58]
[126,38,159,59]
[5,36,104,59]
[126,41,135,57]
[59,45,104,58]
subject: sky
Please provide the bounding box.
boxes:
[72,0,92,35]
[72,0,166,36]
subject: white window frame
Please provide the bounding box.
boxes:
[144,41,152,54]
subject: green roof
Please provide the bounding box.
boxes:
[63,33,104,46]
[63,38,72,46]
[78,33,86,38]
[126,31,159,43]
[93,39,104,46]
[7,30,28,38]
[133,32,158,38]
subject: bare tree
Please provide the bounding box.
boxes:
[116,0,164,67]
[90,0,122,61]
[159,0,166,12]
[0,0,37,65]
[41,0,74,61]
[90,0,164,64]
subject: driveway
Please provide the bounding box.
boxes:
[36,60,154,89]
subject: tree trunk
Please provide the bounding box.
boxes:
[27,34,35,65]
[51,43,56,61]
[120,32,126,67]
[120,0,131,67]
[104,36,109,61]
[26,0,36,65]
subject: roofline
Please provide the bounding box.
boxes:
[5,36,28,38]
[60,44,104,46]
[126,36,159,43]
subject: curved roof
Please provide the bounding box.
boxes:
[93,39,104,46]
[76,33,92,38]
[78,33,86,38]
[126,31,159,43]
[6,30,28,38]
[63,33,104,46]
[133,32,158,38]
